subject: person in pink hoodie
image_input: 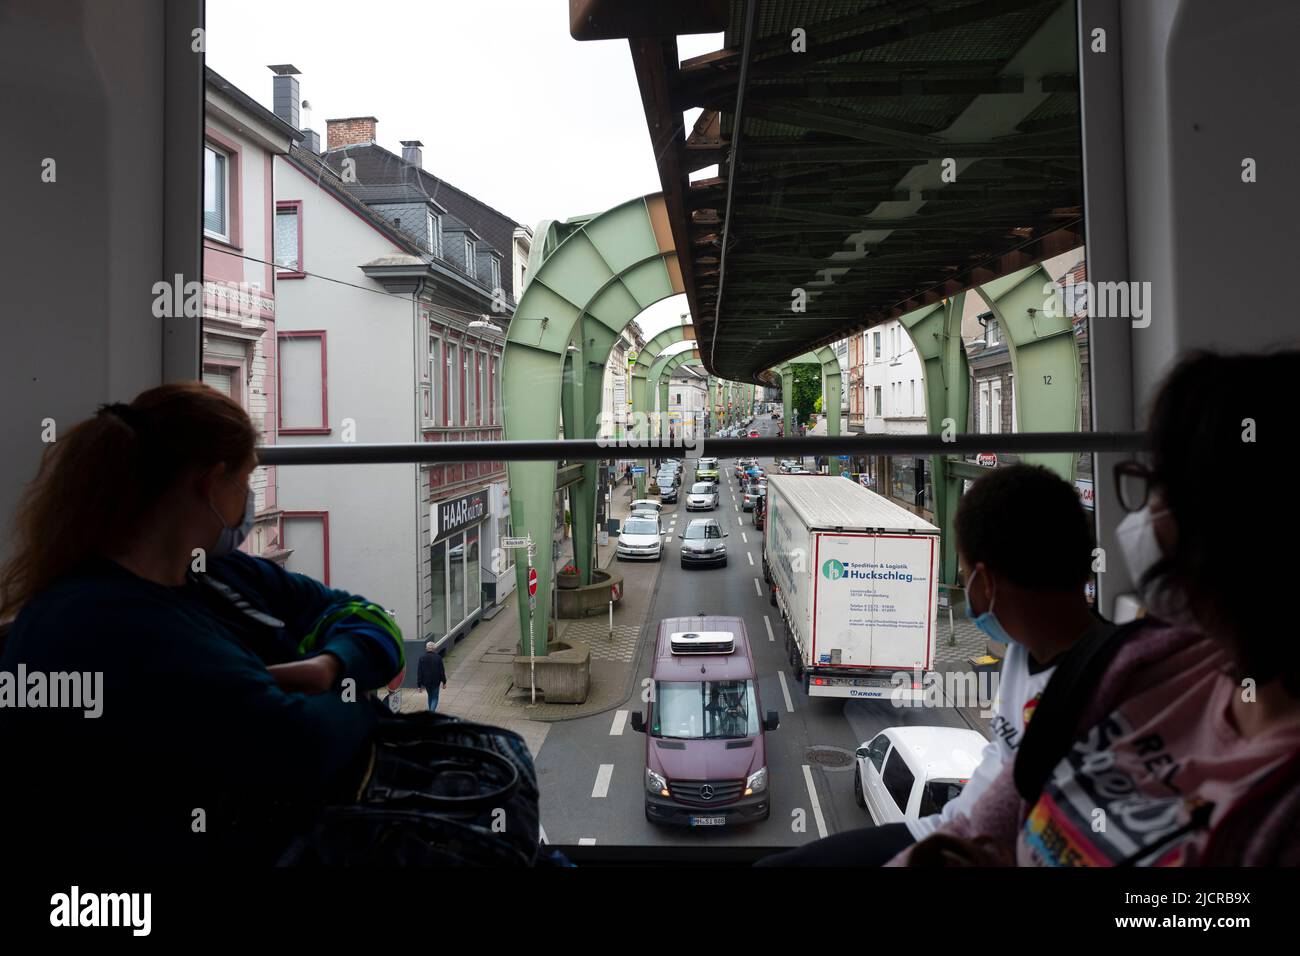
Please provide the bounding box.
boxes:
[892,350,1300,867]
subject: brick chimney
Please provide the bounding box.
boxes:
[326,116,378,149]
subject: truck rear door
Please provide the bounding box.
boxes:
[812,531,938,671]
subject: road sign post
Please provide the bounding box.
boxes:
[526,562,539,704]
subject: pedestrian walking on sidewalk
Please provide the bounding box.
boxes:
[417,640,447,712]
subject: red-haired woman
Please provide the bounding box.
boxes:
[0,383,404,865]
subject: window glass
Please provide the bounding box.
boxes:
[448,531,466,627]
[274,206,299,271]
[466,527,481,617]
[652,681,758,739]
[882,749,916,812]
[429,540,447,643]
[919,780,965,817]
[203,146,227,237]
[866,734,890,772]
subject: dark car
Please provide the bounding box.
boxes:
[678,517,727,567]
[752,494,766,530]
[657,477,678,503]
[631,617,778,827]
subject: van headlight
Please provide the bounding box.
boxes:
[646,768,668,795]
[745,767,768,795]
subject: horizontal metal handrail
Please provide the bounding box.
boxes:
[257,431,1146,465]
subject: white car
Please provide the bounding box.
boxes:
[853,726,986,825]
[630,499,662,516]
[685,481,719,511]
[616,514,664,561]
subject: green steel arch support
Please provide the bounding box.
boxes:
[628,320,693,494]
[776,345,841,435]
[976,265,1081,480]
[650,344,699,435]
[501,193,683,658]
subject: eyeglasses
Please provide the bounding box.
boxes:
[1113,460,1154,513]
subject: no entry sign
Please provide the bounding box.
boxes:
[527,567,539,597]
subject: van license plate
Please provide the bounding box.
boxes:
[690,816,726,827]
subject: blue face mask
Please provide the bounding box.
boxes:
[965,568,1019,645]
[210,483,255,556]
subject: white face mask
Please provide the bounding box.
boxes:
[1116,505,1189,625]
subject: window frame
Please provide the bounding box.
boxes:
[202,140,236,244]
[277,329,330,435]
[274,199,305,278]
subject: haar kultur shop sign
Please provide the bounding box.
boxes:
[431,489,488,544]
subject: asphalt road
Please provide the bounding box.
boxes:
[535,412,976,851]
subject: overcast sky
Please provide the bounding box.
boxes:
[207,0,719,341]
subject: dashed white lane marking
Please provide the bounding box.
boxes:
[778,670,795,713]
[592,764,614,799]
[747,552,754,566]
[578,837,597,845]
[742,532,748,544]
[753,578,762,597]
[610,710,629,735]
[802,765,829,839]
[764,615,775,642]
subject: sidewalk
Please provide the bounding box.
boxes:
[383,479,665,753]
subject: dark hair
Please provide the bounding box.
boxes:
[0,382,258,620]
[1145,349,1298,695]
[955,463,1092,590]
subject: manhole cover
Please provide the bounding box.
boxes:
[806,746,854,770]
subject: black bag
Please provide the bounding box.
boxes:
[1013,618,1149,804]
[279,708,542,866]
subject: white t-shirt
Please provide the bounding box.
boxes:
[906,641,1054,840]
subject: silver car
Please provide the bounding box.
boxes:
[678,518,728,568]
[685,481,719,511]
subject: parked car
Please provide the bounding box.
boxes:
[616,513,665,561]
[631,616,778,826]
[854,726,986,825]
[685,481,719,511]
[677,517,728,568]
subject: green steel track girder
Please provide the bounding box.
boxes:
[502,194,683,657]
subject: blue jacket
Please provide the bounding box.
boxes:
[0,551,404,864]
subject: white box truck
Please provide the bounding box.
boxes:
[762,475,940,701]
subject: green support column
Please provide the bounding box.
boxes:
[902,297,965,586]
[780,364,794,430]
[502,194,683,657]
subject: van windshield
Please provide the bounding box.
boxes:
[653,680,759,739]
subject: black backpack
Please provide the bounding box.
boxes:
[278,708,545,866]
[1012,618,1148,804]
